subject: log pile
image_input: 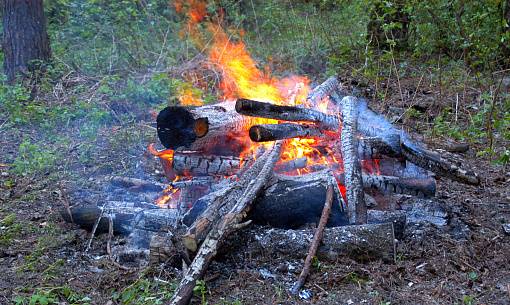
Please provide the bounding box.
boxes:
[62,77,482,305]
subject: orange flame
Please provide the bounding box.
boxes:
[152,2,383,208]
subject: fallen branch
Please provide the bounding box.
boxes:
[291,183,334,295]
[169,141,283,305]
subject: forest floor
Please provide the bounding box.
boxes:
[1,68,510,305]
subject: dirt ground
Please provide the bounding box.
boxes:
[1,73,510,305]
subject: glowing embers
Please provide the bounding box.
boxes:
[156,184,181,208]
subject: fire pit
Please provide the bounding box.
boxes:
[61,76,480,305]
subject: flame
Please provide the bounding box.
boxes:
[149,143,174,161]
[151,2,385,209]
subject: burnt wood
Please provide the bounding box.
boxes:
[181,142,282,252]
[172,150,250,177]
[274,156,308,173]
[291,183,334,295]
[401,142,480,185]
[157,100,257,151]
[247,169,348,229]
[306,77,340,108]
[253,222,396,263]
[236,98,341,130]
[341,96,367,224]
[169,141,283,305]
[249,123,327,142]
[60,203,179,237]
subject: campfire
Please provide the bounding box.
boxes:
[61,18,481,305]
[143,74,480,303]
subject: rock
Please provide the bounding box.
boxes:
[502,223,510,235]
[446,143,470,153]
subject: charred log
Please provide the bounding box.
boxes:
[401,142,481,186]
[247,169,348,229]
[236,98,341,130]
[172,150,250,177]
[274,156,308,173]
[306,77,341,108]
[358,174,437,198]
[253,223,396,263]
[110,177,163,192]
[341,96,367,224]
[60,204,179,236]
[249,123,328,142]
[181,142,282,252]
[169,141,283,305]
[157,101,256,151]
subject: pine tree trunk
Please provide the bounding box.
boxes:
[1,0,51,83]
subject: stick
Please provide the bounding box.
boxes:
[291,183,334,295]
[107,214,113,260]
[86,203,106,252]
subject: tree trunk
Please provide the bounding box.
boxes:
[2,0,51,83]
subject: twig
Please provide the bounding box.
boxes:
[107,214,113,260]
[290,183,334,295]
[86,203,106,252]
[0,114,12,129]
[58,185,73,223]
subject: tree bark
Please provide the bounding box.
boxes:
[2,0,51,83]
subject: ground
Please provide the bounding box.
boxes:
[1,71,509,305]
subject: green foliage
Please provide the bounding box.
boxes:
[12,286,91,305]
[45,0,184,76]
[193,279,209,305]
[113,277,176,304]
[11,141,57,176]
[0,213,22,245]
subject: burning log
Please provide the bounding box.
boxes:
[181,142,283,252]
[172,150,250,177]
[157,100,256,151]
[249,123,328,142]
[341,96,367,224]
[169,141,283,305]
[274,156,308,173]
[235,98,341,130]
